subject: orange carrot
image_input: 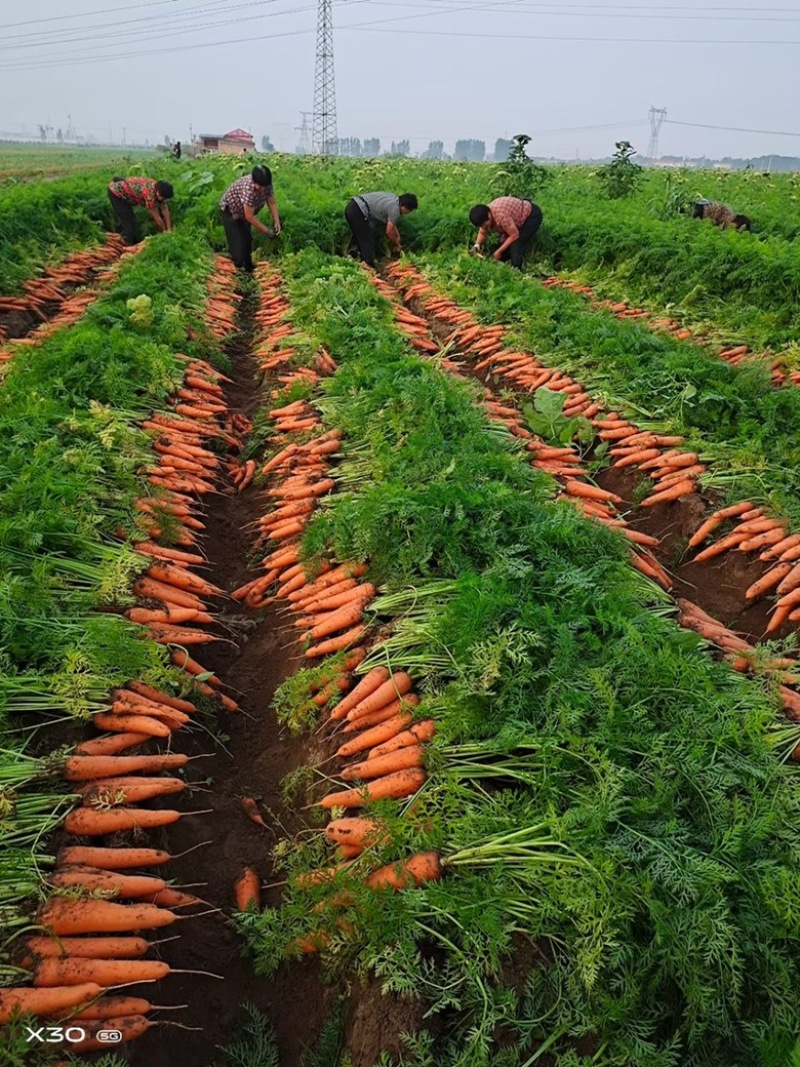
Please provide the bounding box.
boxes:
[340,745,425,782]
[91,713,172,738]
[234,868,261,911]
[365,851,442,891]
[56,847,173,870]
[335,713,414,758]
[49,867,167,898]
[69,995,152,1020]
[320,768,426,809]
[0,983,104,1024]
[345,672,414,722]
[306,626,367,658]
[687,502,753,548]
[691,531,750,563]
[145,888,201,908]
[738,528,790,553]
[342,695,420,733]
[63,808,183,836]
[640,479,695,507]
[146,625,217,645]
[61,1014,154,1051]
[304,599,370,642]
[324,817,384,848]
[126,681,196,713]
[369,720,436,759]
[78,777,186,806]
[745,564,793,601]
[240,796,269,828]
[63,754,188,782]
[25,936,150,961]
[74,734,149,757]
[38,899,177,935]
[563,480,623,504]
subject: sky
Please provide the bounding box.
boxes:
[1,0,799,160]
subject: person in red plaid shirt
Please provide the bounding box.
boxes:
[469,196,543,269]
[107,176,174,246]
[219,166,281,272]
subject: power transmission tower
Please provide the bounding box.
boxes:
[647,107,667,161]
[296,111,312,155]
[312,0,337,157]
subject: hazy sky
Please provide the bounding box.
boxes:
[2,0,799,159]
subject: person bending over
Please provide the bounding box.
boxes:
[108,176,174,246]
[469,196,543,269]
[692,199,751,231]
[219,166,282,272]
[344,192,418,267]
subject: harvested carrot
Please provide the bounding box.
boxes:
[234,868,261,911]
[126,681,196,713]
[70,995,152,1020]
[345,673,413,722]
[365,851,442,891]
[92,713,172,738]
[320,768,426,809]
[240,796,269,828]
[38,899,177,936]
[66,1014,152,1051]
[306,626,367,658]
[63,807,183,836]
[24,936,150,961]
[641,479,695,507]
[78,776,186,806]
[74,734,149,757]
[563,480,623,504]
[745,564,792,601]
[304,599,370,642]
[0,983,103,1025]
[342,694,420,733]
[691,531,750,563]
[687,501,753,548]
[340,745,425,782]
[146,624,217,646]
[369,720,436,760]
[49,867,167,898]
[324,817,384,848]
[144,889,201,909]
[335,713,414,758]
[63,753,189,782]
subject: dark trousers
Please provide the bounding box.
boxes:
[499,201,543,269]
[345,198,376,267]
[108,190,139,245]
[221,211,254,271]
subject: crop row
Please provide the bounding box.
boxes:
[208,249,800,1065]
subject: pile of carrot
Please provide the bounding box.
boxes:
[204,255,240,342]
[381,265,671,590]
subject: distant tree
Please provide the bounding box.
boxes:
[56,128,63,144]
[454,139,485,162]
[598,141,643,199]
[493,133,550,197]
[363,138,381,157]
[39,124,47,143]
[338,137,363,157]
[261,135,274,152]
[164,135,171,147]
[420,140,444,160]
[388,139,410,157]
[493,137,512,162]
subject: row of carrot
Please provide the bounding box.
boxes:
[0,257,243,1051]
[539,275,800,389]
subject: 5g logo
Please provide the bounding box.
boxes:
[25,1026,122,1043]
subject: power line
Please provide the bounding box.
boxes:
[360,0,800,21]
[667,119,800,138]
[0,0,221,31]
[341,24,800,42]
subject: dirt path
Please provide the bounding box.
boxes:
[130,281,331,1067]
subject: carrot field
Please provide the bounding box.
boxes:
[4,151,800,1067]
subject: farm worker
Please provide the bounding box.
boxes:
[344,192,419,267]
[691,199,751,231]
[469,197,543,269]
[219,165,281,273]
[172,141,182,160]
[107,177,174,246]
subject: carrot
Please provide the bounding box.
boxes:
[320,768,426,809]
[91,713,173,738]
[234,868,261,911]
[38,899,177,935]
[0,983,104,1024]
[65,1014,153,1051]
[240,796,269,828]
[365,852,442,891]
[78,777,186,806]
[146,625,217,645]
[640,479,696,507]
[563,480,623,504]
[146,563,222,597]
[687,502,753,548]
[56,847,172,871]
[738,528,790,553]
[691,531,751,563]
[63,753,189,782]
[63,807,183,836]
[24,936,151,961]
[745,564,793,601]
[340,745,425,782]
[134,543,206,566]
[143,888,200,908]
[49,867,167,898]
[766,605,792,634]
[306,626,367,658]
[301,583,376,616]
[69,995,152,1020]
[126,681,196,713]
[294,578,358,611]
[369,720,436,759]
[74,734,150,757]
[345,673,414,722]
[304,599,370,642]
[342,694,420,733]
[324,817,384,848]
[170,649,221,686]
[335,713,414,758]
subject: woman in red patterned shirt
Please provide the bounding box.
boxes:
[219,166,281,272]
[107,177,174,246]
[469,196,543,269]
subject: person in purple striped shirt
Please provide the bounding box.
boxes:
[219,166,282,272]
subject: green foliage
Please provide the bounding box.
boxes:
[597,141,643,200]
[492,134,550,199]
[212,1003,279,1067]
